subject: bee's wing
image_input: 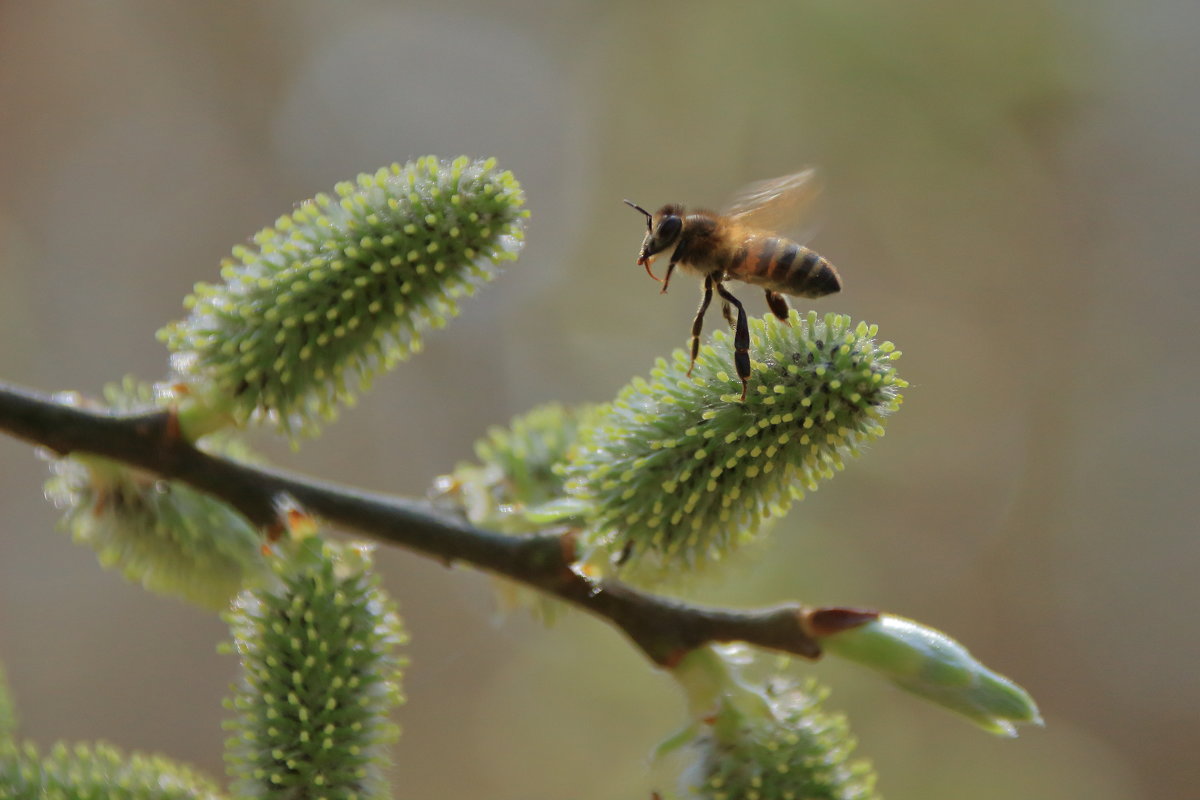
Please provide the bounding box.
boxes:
[724,168,824,241]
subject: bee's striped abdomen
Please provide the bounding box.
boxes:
[730,236,842,298]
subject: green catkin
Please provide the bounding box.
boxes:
[685,680,879,800]
[670,649,877,800]
[0,740,226,800]
[442,403,600,535]
[223,538,407,800]
[159,156,526,440]
[0,663,15,746]
[566,311,904,573]
[42,378,268,610]
[435,403,600,622]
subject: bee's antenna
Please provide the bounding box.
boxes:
[623,199,653,230]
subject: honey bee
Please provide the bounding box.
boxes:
[624,169,842,400]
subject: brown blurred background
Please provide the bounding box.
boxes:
[0,2,1196,798]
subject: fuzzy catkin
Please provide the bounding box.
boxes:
[684,680,879,800]
[0,664,16,747]
[42,378,267,610]
[445,402,599,535]
[160,156,526,439]
[566,311,904,572]
[223,539,407,800]
[0,741,226,800]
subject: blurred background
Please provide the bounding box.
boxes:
[0,2,1196,798]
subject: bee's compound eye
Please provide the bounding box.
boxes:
[656,215,682,243]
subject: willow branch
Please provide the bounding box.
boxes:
[0,379,850,666]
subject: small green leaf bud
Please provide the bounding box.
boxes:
[160,156,527,440]
[42,379,268,610]
[670,648,879,800]
[223,537,407,799]
[565,312,903,574]
[819,614,1043,737]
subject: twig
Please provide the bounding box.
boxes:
[0,379,862,666]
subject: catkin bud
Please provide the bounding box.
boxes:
[0,740,225,800]
[42,379,268,610]
[159,156,526,440]
[566,311,903,573]
[222,537,407,800]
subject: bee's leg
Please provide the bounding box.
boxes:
[660,261,676,294]
[664,240,692,294]
[718,270,736,326]
[720,300,735,328]
[714,282,750,400]
[688,275,714,377]
[764,290,790,322]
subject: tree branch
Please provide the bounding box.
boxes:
[0,379,863,666]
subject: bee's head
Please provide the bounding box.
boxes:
[624,200,684,270]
